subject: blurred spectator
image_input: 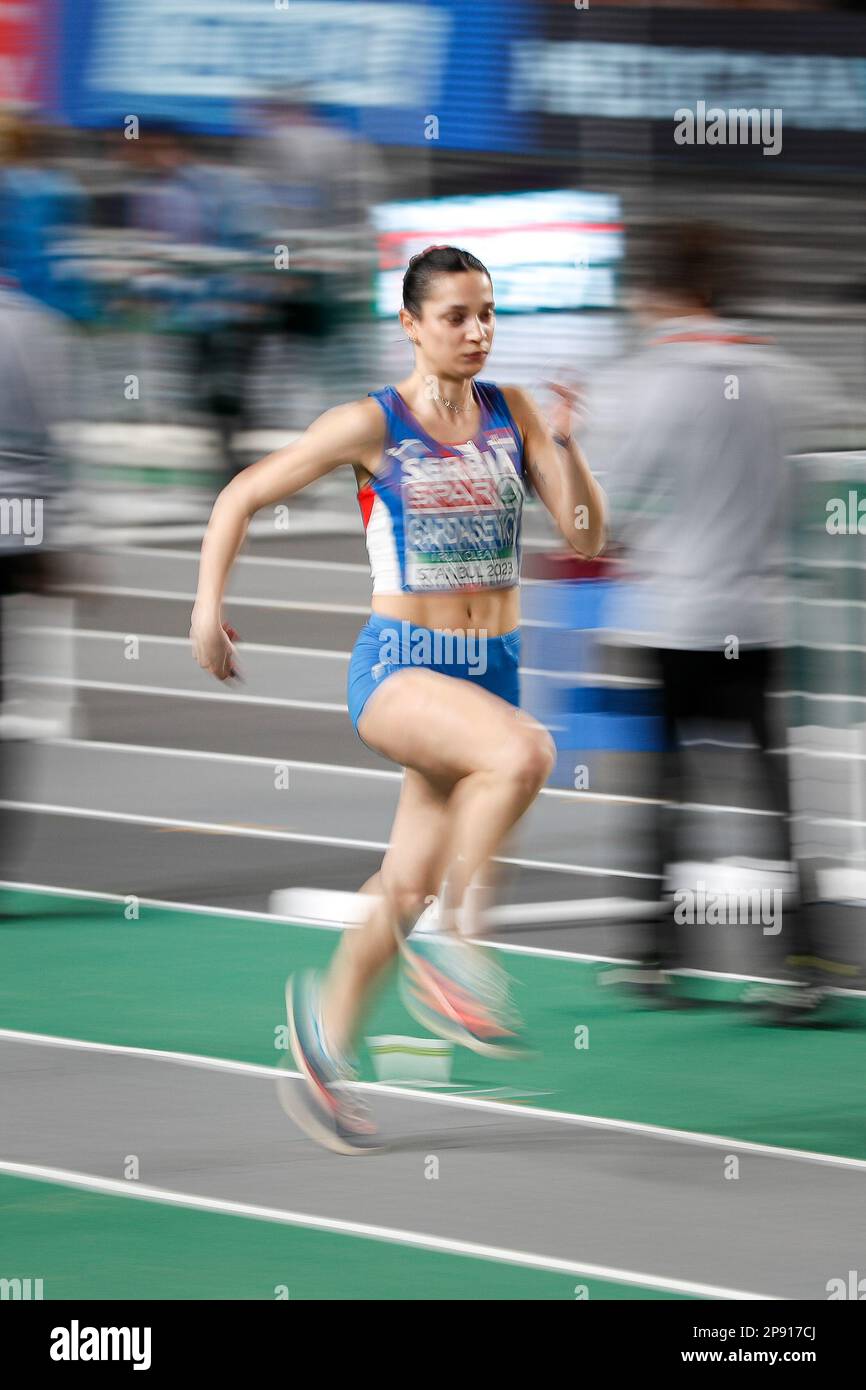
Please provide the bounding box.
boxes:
[244,85,386,334]
[0,277,71,590]
[122,122,209,243]
[0,276,75,877]
[0,111,89,317]
[589,221,832,1020]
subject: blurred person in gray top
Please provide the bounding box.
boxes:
[587,222,829,1021]
[244,85,386,331]
[0,275,72,687]
[247,85,387,240]
[0,274,76,892]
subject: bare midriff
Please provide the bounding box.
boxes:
[370,585,520,635]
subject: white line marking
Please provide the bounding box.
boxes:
[0,801,387,850]
[1,1028,864,1179]
[47,739,402,778]
[56,733,866,816]
[0,879,644,959]
[25,737,791,820]
[0,805,659,878]
[19,677,348,713]
[46,739,401,777]
[54,583,370,614]
[110,547,370,573]
[0,878,637,961]
[5,878,865,990]
[48,582,571,629]
[24,629,351,661]
[0,1157,774,1299]
[271,887,662,929]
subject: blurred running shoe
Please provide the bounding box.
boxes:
[281,971,383,1155]
[398,933,526,1057]
[597,962,688,1007]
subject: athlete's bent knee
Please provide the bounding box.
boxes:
[501,726,557,795]
[380,866,433,926]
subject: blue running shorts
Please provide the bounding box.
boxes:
[347,612,521,739]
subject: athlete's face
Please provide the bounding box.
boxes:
[406,271,495,378]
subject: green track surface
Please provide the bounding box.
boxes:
[2,888,864,1159]
[0,1174,688,1301]
[3,887,862,1300]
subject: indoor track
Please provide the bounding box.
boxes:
[1,520,865,1301]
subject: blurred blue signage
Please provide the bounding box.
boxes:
[53,0,866,167]
[54,0,532,148]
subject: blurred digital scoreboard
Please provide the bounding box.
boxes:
[373,190,624,316]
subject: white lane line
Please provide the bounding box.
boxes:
[0,879,646,961]
[47,739,402,778]
[24,629,351,661]
[32,738,767,816]
[0,1157,774,1300]
[20,733,857,832]
[108,547,370,573]
[7,878,863,989]
[2,1027,865,1178]
[0,804,659,878]
[19,677,348,713]
[53,584,370,614]
[25,676,866,768]
[271,886,662,930]
[0,801,386,850]
[48,583,561,628]
[28,623,866,661]
[46,740,403,778]
[31,737,841,821]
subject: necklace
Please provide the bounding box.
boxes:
[432,389,473,415]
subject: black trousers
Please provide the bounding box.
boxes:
[0,550,50,705]
[0,549,53,887]
[643,645,811,969]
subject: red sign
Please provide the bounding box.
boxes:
[0,0,46,106]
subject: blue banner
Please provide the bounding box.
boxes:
[51,0,533,150]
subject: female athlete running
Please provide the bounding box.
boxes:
[190,245,605,1153]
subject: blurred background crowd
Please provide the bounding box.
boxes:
[2,0,864,513]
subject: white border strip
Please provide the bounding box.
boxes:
[0,1157,774,1300]
[0,879,645,960]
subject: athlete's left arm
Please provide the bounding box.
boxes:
[502,385,607,560]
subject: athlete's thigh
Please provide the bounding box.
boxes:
[357,666,542,784]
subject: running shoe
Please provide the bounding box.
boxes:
[397,931,526,1058]
[280,971,384,1155]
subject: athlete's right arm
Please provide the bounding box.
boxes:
[190,397,383,681]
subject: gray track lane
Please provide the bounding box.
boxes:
[1,1037,861,1300]
[2,741,790,904]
